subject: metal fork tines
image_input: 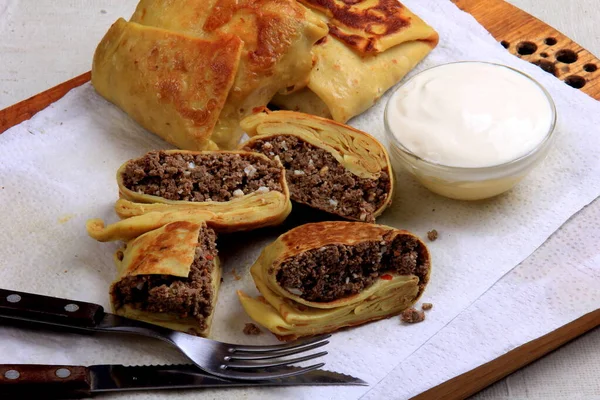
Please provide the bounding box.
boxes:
[96,313,330,380]
[169,330,331,380]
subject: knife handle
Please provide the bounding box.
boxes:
[0,288,104,330]
[0,365,91,399]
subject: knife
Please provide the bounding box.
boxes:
[0,363,367,399]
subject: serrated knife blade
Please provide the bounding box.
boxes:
[0,363,367,399]
[91,364,367,391]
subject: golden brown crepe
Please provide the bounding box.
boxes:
[241,109,394,222]
[111,221,221,337]
[86,150,292,242]
[92,18,243,151]
[238,221,431,340]
[92,0,328,151]
[271,0,439,123]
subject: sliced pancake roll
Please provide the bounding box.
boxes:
[86,150,291,242]
[111,221,221,337]
[241,110,394,222]
[238,222,431,340]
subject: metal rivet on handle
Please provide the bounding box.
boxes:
[64,303,79,312]
[55,368,71,378]
[6,294,21,303]
[4,370,20,380]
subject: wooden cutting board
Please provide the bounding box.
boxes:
[0,1,599,399]
[453,0,600,100]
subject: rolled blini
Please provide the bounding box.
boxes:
[86,149,291,242]
[241,110,394,222]
[270,0,439,123]
[238,221,431,340]
[111,221,221,337]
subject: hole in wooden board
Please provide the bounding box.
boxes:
[584,63,598,72]
[544,37,557,46]
[540,52,549,58]
[500,40,510,49]
[564,75,586,89]
[517,41,537,55]
[533,60,557,76]
[556,49,578,64]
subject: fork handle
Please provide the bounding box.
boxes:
[0,288,104,330]
[0,364,91,399]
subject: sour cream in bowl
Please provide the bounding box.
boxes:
[384,61,556,200]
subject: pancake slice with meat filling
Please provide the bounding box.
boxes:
[238,221,431,340]
[111,221,221,337]
[241,110,393,222]
[86,150,291,242]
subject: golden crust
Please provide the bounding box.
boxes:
[86,150,292,242]
[129,0,328,149]
[110,221,222,337]
[92,19,243,150]
[116,221,202,279]
[240,109,394,220]
[299,0,437,54]
[237,222,431,340]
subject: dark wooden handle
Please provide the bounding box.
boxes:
[0,365,91,399]
[0,288,104,330]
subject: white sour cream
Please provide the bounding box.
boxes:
[386,62,554,168]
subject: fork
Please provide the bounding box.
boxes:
[0,288,329,380]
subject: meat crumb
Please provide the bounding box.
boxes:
[401,308,425,323]
[231,268,242,281]
[422,303,433,311]
[427,229,438,242]
[243,323,262,335]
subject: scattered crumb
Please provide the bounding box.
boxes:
[220,277,224,283]
[231,268,241,281]
[422,303,433,311]
[401,308,425,323]
[427,229,438,242]
[64,270,68,273]
[58,214,75,224]
[100,9,107,14]
[243,323,262,335]
[432,209,435,212]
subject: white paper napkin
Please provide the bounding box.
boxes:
[0,1,599,399]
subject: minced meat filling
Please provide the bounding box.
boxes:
[111,227,218,332]
[122,151,283,202]
[275,234,428,303]
[244,136,390,222]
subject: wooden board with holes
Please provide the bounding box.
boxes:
[0,1,599,399]
[453,0,600,99]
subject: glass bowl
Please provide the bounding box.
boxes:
[384,61,557,201]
